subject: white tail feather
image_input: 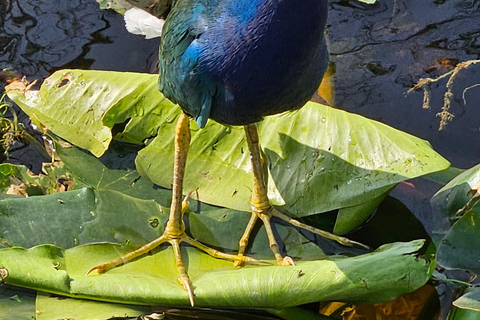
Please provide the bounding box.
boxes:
[124,8,164,39]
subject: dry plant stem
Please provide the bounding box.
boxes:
[234,124,369,268]
[409,60,480,130]
[86,113,260,307]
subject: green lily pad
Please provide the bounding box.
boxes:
[334,190,390,234]
[345,196,431,249]
[36,292,288,320]
[436,210,480,274]
[56,145,171,206]
[0,188,96,249]
[454,288,480,313]
[137,103,450,217]
[0,240,430,308]
[36,292,150,320]
[431,163,480,221]
[432,164,480,274]
[0,285,36,320]
[0,182,340,262]
[449,308,480,320]
[7,70,449,218]
[6,70,168,157]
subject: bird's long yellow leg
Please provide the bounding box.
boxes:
[86,113,261,307]
[235,124,293,267]
[235,124,368,268]
[166,112,195,305]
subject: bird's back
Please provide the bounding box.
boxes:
[158,0,329,127]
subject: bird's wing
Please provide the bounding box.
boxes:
[158,1,216,128]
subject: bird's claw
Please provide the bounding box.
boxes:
[179,275,195,307]
[281,256,295,266]
[233,258,245,269]
[85,263,111,276]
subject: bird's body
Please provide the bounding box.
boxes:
[158,0,328,127]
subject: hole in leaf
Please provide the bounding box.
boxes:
[56,74,71,88]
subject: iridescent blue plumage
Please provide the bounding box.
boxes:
[158,0,329,128]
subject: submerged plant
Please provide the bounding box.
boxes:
[0,93,25,156]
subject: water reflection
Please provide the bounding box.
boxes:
[0,0,159,81]
[1,0,106,79]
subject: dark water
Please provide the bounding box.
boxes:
[0,0,159,79]
[328,0,480,169]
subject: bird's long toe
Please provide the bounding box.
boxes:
[281,256,295,266]
[270,208,370,250]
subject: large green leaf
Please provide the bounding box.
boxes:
[454,288,480,313]
[36,293,290,320]
[0,286,36,320]
[450,288,480,320]
[0,188,96,249]
[449,308,480,320]
[431,164,480,274]
[136,103,450,216]
[436,210,480,274]
[7,70,450,217]
[0,146,341,259]
[36,292,150,320]
[0,285,157,320]
[345,196,431,249]
[6,70,171,157]
[0,240,430,308]
[333,190,390,234]
[431,163,480,221]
